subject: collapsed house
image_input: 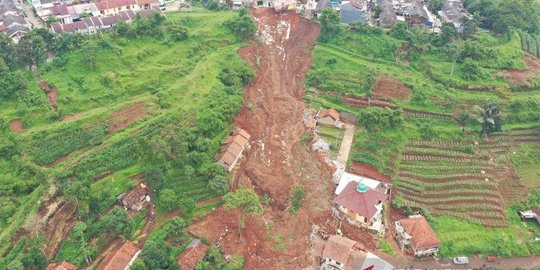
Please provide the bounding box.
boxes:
[376,0,396,27]
[395,215,440,257]
[117,183,151,211]
[216,128,251,172]
[519,208,540,224]
[438,0,465,32]
[97,241,141,270]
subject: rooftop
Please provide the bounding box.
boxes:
[177,239,208,270]
[46,262,77,270]
[398,216,440,250]
[97,241,140,270]
[334,181,388,220]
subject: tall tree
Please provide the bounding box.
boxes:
[473,101,502,135]
[319,7,341,34]
[223,188,262,235]
[16,32,47,70]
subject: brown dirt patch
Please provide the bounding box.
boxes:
[348,161,392,184]
[109,102,147,134]
[34,198,78,259]
[373,76,412,100]
[39,80,58,108]
[191,9,341,269]
[9,119,23,133]
[498,55,540,85]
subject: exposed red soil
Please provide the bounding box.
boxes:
[189,9,344,269]
[347,161,392,184]
[9,119,23,133]
[109,102,147,134]
[373,76,412,100]
[39,80,58,108]
[498,55,540,84]
[36,198,78,259]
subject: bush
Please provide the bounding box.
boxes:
[224,9,256,40]
[289,184,305,214]
[208,175,229,195]
[158,189,178,211]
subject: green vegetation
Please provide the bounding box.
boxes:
[0,8,254,268]
[289,184,306,214]
[310,4,540,258]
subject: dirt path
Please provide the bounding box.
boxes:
[336,123,355,165]
[190,9,343,269]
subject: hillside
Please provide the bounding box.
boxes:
[307,16,540,257]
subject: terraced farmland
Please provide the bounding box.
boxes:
[395,139,509,227]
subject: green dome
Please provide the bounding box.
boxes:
[356,183,368,193]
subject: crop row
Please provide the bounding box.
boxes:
[403,146,478,158]
[398,171,492,181]
[433,203,502,212]
[407,139,470,147]
[401,154,488,163]
[398,192,503,205]
[394,177,497,189]
[394,182,500,196]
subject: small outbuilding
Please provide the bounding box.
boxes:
[117,183,151,211]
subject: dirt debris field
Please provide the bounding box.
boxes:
[498,55,540,85]
[108,102,147,134]
[373,76,412,100]
[187,9,379,269]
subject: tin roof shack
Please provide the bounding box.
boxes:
[395,215,440,257]
[97,241,141,270]
[216,128,251,172]
[117,183,151,211]
[519,208,540,224]
[176,239,209,270]
[46,262,77,270]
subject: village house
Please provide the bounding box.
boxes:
[116,183,151,211]
[216,128,251,172]
[95,0,138,17]
[333,172,389,234]
[438,0,465,32]
[376,0,396,27]
[395,215,440,257]
[519,208,540,224]
[46,261,77,270]
[0,0,32,41]
[317,108,345,128]
[97,241,141,270]
[319,235,393,270]
[176,239,208,270]
[402,0,433,27]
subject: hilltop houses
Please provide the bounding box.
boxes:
[395,215,440,257]
[0,0,32,41]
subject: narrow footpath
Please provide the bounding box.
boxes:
[336,123,355,165]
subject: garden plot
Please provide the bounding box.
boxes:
[316,125,345,158]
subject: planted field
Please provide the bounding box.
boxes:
[395,141,509,227]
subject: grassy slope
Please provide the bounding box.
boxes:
[0,9,248,262]
[308,28,540,257]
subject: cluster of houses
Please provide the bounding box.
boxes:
[313,0,468,31]
[0,0,32,41]
[43,0,162,34]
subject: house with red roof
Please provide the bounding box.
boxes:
[317,108,345,129]
[176,239,208,270]
[216,128,251,172]
[46,261,77,270]
[319,235,393,270]
[97,241,141,270]
[333,181,388,234]
[395,215,440,257]
[95,0,138,16]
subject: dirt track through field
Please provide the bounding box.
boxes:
[187,9,376,269]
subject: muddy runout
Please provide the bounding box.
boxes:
[191,9,344,269]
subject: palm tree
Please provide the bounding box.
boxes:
[473,101,502,135]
